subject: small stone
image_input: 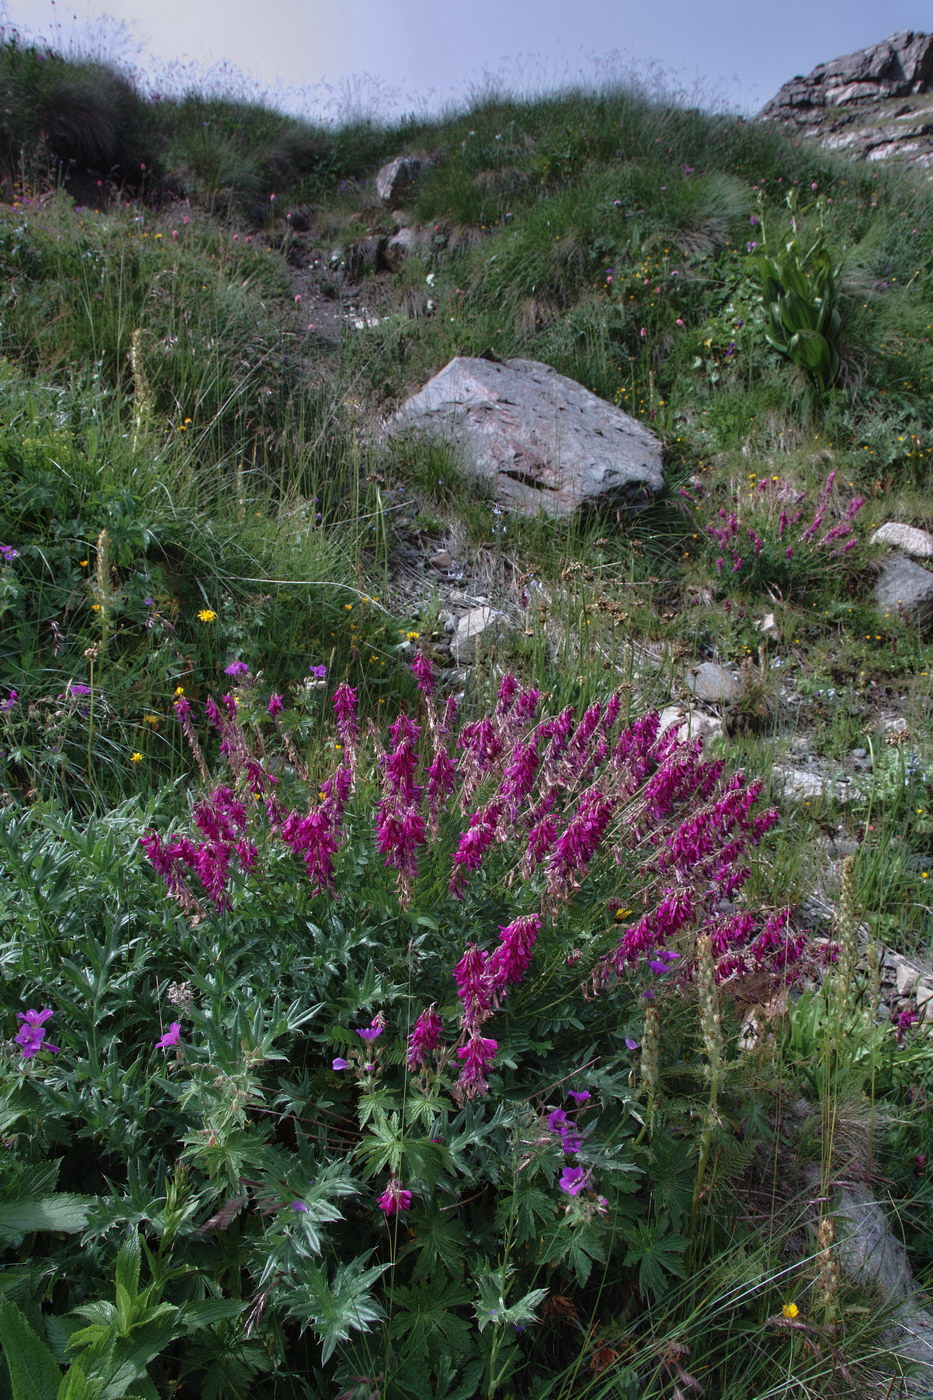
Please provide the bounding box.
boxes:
[658,705,724,746]
[685,662,743,704]
[429,550,453,570]
[450,606,508,663]
[895,959,922,997]
[755,612,782,641]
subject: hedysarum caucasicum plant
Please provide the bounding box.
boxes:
[684,468,865,585]
[142,659,807,1103]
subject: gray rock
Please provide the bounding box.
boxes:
[375,156,432,205]
[895,958,922,996]
[874,554,933,635]
[871,522,933,558]
[772,764,860,804]
[833,1184,933,1394]
[381,226,429,272]
[684,662,742,704]
[449,605,509,663]
[385,357,664,519]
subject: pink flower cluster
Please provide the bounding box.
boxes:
[706,469,864,577]
[144,673,799,1084]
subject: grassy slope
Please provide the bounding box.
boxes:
[0,37,931,1399]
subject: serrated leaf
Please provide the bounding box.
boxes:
[0,1197,94,1241]
[0,1295,62,1400]
[176,1300,246,1334]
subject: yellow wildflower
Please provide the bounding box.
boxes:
[197,608,216,623]
[130,751,143,763]
[781,1303,799,1320]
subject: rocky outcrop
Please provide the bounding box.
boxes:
[384,357,665,519]
[375,156,432,205]
[758,32,933,169]
[874,553,933,635]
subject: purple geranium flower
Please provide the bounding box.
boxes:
[15,1008,58,1059]
[224,660,250,677]
[155,1021,182,1049]
[1,690,17,710]
[559,1166,589,1196]
[567,1089,591,1104]
[332,1057,350,1070]
[0,544,19,561]
[291,1200,309,1212]
[65,683,91,697]
[308,664,327,679]
[355,1026,382,1042]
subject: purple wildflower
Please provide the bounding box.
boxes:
[567,1089,591,1104]
[406,1004,443,1069]
[332,682,359,748]
[1,689,17,710]
[453,944,492,1029]
[291,1201,309,1212]
[355,1026,382,1043]
[411,652,435,697]
[15,1008,58,1059]
[155,1021,182,1049]
[455,1032,498,1099]
[309,664,328,679]
[559,1166,589,1196]
[486,914,541,993]
[224,660,250,677]
[449,803,501,896]
[267,693,284,716]
[332,1057,350,1070]
[377,1178,413,1214]
[0,544,19,561]
[280,807,340,895]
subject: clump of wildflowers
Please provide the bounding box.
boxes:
[143,674,804,1106]
[702,469,865,591]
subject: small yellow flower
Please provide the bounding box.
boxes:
[781,1302,799,1320]
[174,685,185,696]
[406,631,420,640]
[79,559,88,567]
[90,603,102,612]
[344,603,353,611]
[614,908,633,922]
[130,751,143,763]
[142,714,160,727]
[197,608,216,623]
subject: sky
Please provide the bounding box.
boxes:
[2,0,932,123]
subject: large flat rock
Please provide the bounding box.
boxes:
[384,357,664,519]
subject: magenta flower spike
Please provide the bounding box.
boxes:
[406,1005,443,1069]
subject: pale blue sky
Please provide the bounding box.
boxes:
[2,0,932,122]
